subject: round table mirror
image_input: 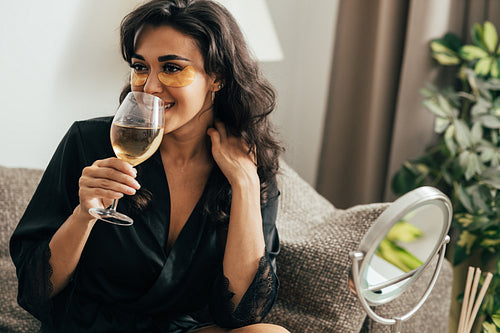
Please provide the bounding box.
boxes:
[349,186,452,332]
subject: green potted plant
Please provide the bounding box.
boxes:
[391,21,500,332]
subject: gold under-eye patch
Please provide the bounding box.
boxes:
[131,72,148,86]
[158,66,196,87]
[130,66,196,88]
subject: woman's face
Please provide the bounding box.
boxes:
[131,24,217,135]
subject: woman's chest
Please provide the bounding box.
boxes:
[78,207,224,303]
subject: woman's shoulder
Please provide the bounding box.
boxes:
[59,116,114,162]
[72,116,113,135]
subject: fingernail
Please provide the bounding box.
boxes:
[134,181,141,189]
[131,168,137,176]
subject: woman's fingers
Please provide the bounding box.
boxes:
[213,121,227,140]
[82,176,138,196]
[78,158,141,212]
[87,159,139,187]
[94,157,137,177]
[206,127,221,148]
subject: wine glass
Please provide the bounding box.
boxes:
[89,91,165,226]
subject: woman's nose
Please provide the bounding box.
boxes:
[143,72,163,95]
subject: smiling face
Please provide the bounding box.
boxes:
[131,24,219,136]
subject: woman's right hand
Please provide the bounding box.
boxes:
[76,158,140,220]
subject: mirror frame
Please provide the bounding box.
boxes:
[349,186,452,331]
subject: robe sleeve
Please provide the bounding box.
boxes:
[9,121,104,325]
[209,181,280,328]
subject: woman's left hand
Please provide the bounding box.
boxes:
[207,121,258,186]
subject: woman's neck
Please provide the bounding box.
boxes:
[160,127,213,169]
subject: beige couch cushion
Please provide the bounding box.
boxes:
[265,162,387,331]
[0,166,43,332]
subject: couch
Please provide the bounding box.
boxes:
[0,163,453,333]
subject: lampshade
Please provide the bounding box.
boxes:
[216,0,284,62]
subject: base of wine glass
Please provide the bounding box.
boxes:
[88,207,134,226]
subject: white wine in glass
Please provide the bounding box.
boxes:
[89,91,165,226]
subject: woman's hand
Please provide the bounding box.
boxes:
[76,158,140,220]
[207,121,258,187]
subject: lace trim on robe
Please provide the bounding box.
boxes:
[17,240,54,323]
[210,253,278,328]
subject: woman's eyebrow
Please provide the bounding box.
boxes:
[131,54,145,60]
[158,54,190,62]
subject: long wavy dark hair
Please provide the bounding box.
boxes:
[119,0,283,224]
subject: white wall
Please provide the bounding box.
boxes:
[264,0,339,185]
[0,0,339,186]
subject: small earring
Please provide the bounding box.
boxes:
[218,83,224,89]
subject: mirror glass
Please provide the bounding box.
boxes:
[361,201,447,304]
[354,187,452,306]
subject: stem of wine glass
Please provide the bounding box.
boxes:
[109,199,119,211]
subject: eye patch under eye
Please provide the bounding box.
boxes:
[130,66,196,87]
[158,66,196,87]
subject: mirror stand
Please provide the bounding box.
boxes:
[350,235,450,333]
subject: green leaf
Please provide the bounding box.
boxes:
[483,321,499,332]
[493,130,499,145]
[445,125,457,155]
[422,98,452,119]
[457,230,477,255]
[430,39,461,65]
[475,57,493,76]
[455,119,473,149]
[472,23,485,48]
[430,34,463,65]
[471,121,483,144]
[435,117,451,133]
[492,313,500,327]
[457,214,474,227]
[471,185,492,213]
[480,146,495,162]
[479,115,500,129]
[480,238,500,247]
[461,45,489,60]
[456,182,474,212]
[443,33,463,51]
[420,88,434,98]
[471,98,492,117]
[484,21,499,53]
[391,162,426,195]
[433,53,461,65]
[482,168,500,189]
[492,59,500,78]
[438,94,455,113]
[483,178,500,189]
[458,151,482,180]
[484,78,500,90]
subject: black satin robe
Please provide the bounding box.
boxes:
[9,117,280,332]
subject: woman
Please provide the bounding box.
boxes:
[9,0,287,332]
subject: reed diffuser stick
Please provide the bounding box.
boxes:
[464,272,493,333]
[457,267,475,333]
[464,268,482,330]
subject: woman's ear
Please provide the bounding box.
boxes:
[210,73,225,92]
[213,80,224,92]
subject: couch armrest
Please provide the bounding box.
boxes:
[0,166,43,332]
